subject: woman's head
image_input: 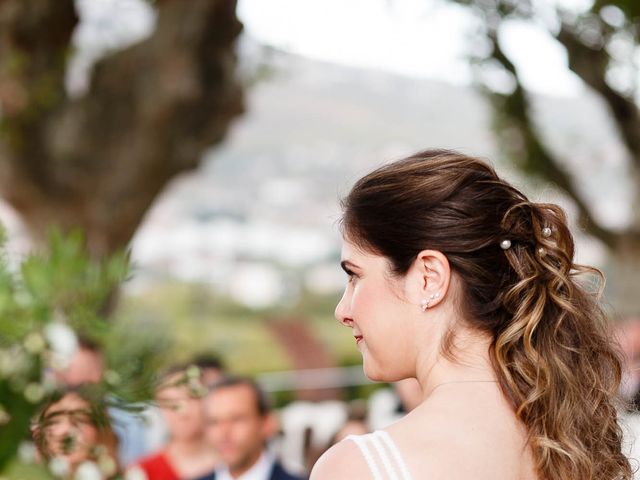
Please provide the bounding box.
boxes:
[340,149,553,335]
[338,149,632,479]
[155,367,206,442]
[32,387,118,477]
[336,150,533,380]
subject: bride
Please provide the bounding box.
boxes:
[311,150,631,480]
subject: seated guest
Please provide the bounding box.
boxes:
[54,336,104,387]
[141,354,227,461]
[202,377,303,480]
[191,354,225,388]
[32,386,120,479]
[53,335,149,467]
[130,365,218,479]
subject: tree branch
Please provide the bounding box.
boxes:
[488,31,619,248]
[556,23,640,167]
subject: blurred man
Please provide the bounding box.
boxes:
[192,354,226,388]
[55,336,104,386]
[55,335,149,468]
[203,377,303,480]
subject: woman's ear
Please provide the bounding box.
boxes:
[406,249,451,310]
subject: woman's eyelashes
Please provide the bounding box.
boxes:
[343,268,355,282]
[340,262,359,282]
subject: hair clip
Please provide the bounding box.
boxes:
[542,227,552,238]
[500,239,512,250]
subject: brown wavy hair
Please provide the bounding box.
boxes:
[341,149,632,480]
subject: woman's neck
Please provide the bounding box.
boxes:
[167,436,208,457]
[415,329,497,400]
[167,435,219,479]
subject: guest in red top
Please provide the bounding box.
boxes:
[130,364,221,480]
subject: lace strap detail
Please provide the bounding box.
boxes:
[346,434,383,480]
[374,431,412,480]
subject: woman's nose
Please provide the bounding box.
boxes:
[335,290,353,327]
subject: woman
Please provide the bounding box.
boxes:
[129,365,218,480]
[311,150,632,480]
[32,386,120,479]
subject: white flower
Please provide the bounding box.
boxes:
[103,370,121,386]
[24,383,45,404]
[97,454,117,477]
[124,466,148,480]
[24,331,46,354]
[49,457,70,478]
[0,345,30,378]
[17,441,37,463]
[74,461,103,480]
[49,352,70,372]
[44,322,78,371]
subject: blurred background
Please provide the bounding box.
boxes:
[3,0,640,478]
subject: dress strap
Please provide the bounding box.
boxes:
[369,432,400,480]
[346,432,413,480]
[374,431,413,480]
[346,434,384,480]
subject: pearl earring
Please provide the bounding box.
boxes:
[421,292,440,311]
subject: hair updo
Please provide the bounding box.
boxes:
[341,149,632,480]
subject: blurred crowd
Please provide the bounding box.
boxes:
[30,321,640,480]
[29,338,422,480]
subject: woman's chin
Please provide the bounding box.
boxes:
[363,358,408,383]
[362,360,385,382]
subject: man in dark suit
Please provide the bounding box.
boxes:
[200,376,304,480]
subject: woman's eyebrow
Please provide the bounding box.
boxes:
[340,260,360,273]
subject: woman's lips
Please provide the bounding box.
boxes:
[354,335,363,344]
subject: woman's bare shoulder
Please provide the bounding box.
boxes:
[387,395,536,479]
[310,437,370,480]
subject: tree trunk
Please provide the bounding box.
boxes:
[0,0,243,256]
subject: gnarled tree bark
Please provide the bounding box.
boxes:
[451,0,640,315]
[0,0,243,256]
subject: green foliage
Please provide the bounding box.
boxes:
[103,315,171,404]
[3,459,55,480]
[0,229,129,474]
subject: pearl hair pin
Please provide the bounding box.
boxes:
[421,292,440,311]
[500,227,551,253]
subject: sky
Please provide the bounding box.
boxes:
[71,0,592,97]
[237,0,587,96]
